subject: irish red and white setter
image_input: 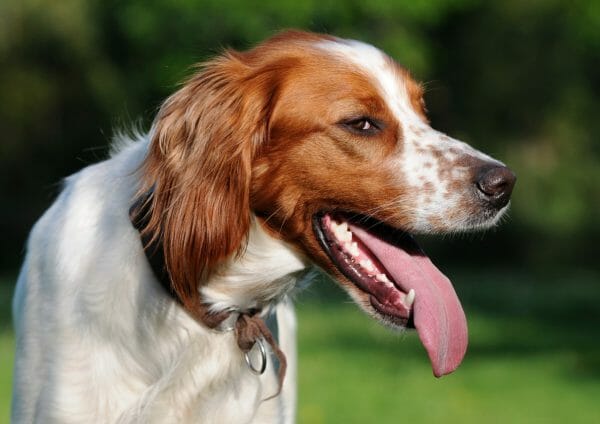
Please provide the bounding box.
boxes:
[12,31,515,423]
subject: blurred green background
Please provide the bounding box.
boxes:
[1,0,599,422]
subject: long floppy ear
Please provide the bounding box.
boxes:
[134,50,275,310]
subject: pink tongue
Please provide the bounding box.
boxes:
[349,224,468,377]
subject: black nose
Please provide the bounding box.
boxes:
[475,165,517,208]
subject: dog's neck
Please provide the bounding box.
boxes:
[200,217,309,313]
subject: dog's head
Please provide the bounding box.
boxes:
[138,30,515,376]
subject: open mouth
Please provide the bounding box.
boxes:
[312,211,468,377]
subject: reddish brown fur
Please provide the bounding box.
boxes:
[137,30,429,309]
[139,52,272,310]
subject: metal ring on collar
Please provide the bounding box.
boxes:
[215,312,239,333]
[244,338,267,375]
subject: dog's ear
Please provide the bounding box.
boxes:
[134,50,276,310]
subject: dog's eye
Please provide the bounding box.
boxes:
[351,119,372,131]
[342,117,380,135]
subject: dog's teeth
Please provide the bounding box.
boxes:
[341,230,352,242]
[375,273,391,283]
[333,226,342,238]
[405,289,416,308]
[337,227,352,242]
[346,242,359,257]
[332,221,352,242]
[360,259,375,272]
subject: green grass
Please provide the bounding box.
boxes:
[0,333,12,424]
[296,270,600,423]
[1,270,599,423]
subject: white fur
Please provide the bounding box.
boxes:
[11,136,304,423]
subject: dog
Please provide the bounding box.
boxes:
[11,30,515,423]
